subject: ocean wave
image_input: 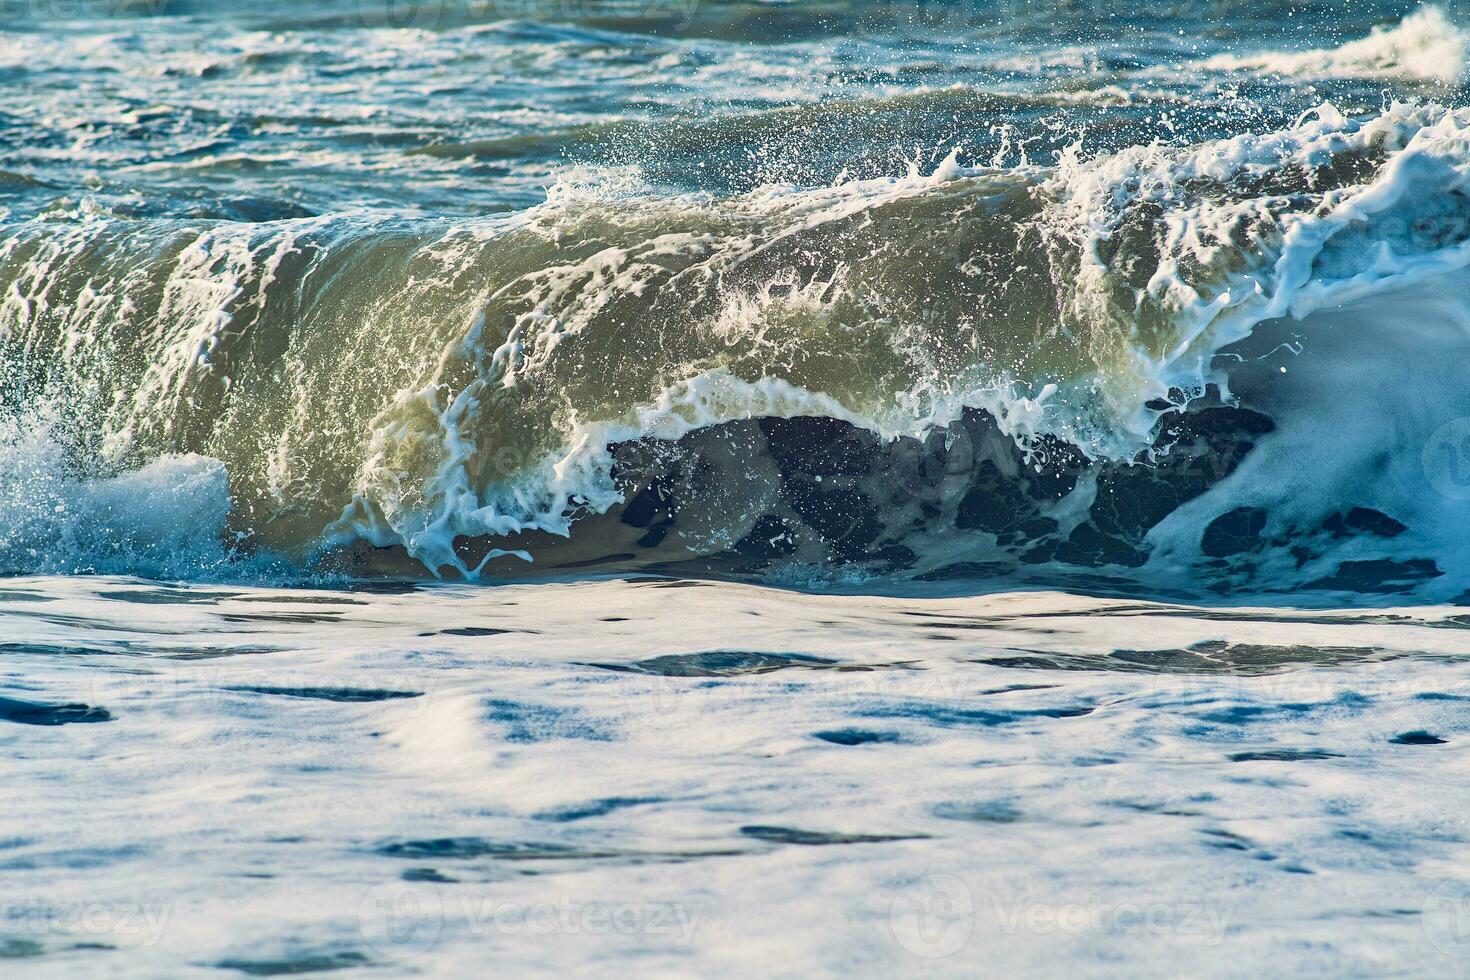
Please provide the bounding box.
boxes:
[3,101,1470,593]
[1199,6,1468,83]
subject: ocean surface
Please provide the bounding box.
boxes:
[4,0,1470,975]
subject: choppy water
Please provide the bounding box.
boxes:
[5,1,1470,975]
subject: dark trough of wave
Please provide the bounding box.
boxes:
[436,393,1444,600]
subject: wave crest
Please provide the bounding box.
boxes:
[4,101,1470,590]
[1200,6,1468,83]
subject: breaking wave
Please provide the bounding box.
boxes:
[1200,6,1468,83]
[6,100,1470,599]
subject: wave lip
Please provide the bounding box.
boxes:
[1199,6,1468,83]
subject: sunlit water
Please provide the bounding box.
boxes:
[5,1,1470,974]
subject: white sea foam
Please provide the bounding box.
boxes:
[0,412,236,578]
[3,575,1468,974]
[1200,6,1468,82]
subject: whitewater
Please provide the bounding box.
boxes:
[4,1,1470,976]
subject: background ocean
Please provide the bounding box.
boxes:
[4,2,1470,976]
